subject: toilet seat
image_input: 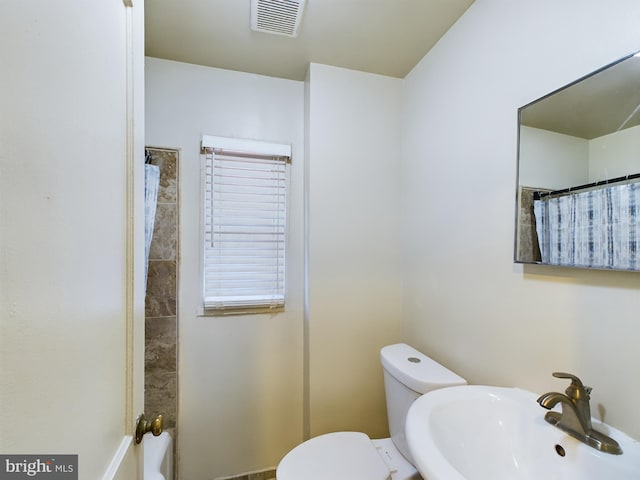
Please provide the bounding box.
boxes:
[276,431,391,480]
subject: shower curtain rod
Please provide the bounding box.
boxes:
[534,172,640,200]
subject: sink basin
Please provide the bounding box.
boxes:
[406,385,640,480]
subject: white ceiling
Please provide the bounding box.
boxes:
[521,54,640,139]
[145,0,475,81]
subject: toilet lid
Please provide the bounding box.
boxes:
[276,432,391,480]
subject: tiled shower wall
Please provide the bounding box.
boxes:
[145,147,179,437]
[516,186,542,263]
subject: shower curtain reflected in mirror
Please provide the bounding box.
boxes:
[145,163,160,288]
[534,182,640,270]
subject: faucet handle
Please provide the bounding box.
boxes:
[552,372,583,383]
[552,372,591,400]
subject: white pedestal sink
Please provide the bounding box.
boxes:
[405,385,640,480]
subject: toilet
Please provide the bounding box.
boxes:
[276,343,467,480]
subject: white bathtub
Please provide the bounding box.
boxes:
[144,432,173,480]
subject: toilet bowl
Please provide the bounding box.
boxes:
[276,343,467,480]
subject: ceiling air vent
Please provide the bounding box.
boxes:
[250,0,307,38]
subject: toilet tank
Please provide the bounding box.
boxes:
[380,343,466,464]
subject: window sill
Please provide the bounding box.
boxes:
[198,305,285,317]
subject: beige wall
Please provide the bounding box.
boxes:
[146,58,405,478]
[589,125,640,180]
[518,126,589,188]
[145,58,305,479]
[306,64,404,438]
[401,0,640,440]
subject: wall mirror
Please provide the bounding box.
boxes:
[515,51,640,271]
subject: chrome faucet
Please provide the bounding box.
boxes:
[537,372,622,455]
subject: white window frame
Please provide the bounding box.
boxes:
[200,135,291,314]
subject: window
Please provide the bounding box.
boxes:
[201,135,291,313]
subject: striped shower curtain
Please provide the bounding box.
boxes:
[534,182,640,270]
[144,164,161,287]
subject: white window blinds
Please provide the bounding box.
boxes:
[202,136,290,312]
